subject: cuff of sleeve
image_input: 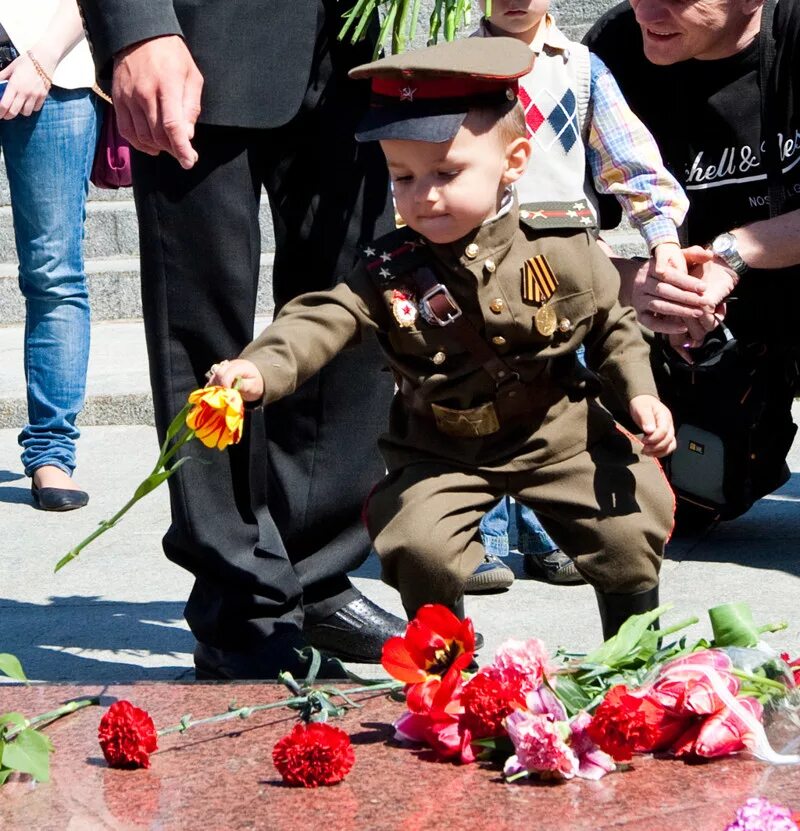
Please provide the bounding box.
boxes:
[639,217,680,251]
[87,9,184,77]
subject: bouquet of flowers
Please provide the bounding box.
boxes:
[380,602,800,781]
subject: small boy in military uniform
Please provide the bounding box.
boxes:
[208,37,676,639]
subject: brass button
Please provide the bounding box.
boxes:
[492,336,507,346]
[558,318,573,333]
[485,258,496,273]
[432,350,446,365]
[489,298,504,314]
[505,87,515,101]
[465,243,479,258]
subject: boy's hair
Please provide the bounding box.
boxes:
[466,101,527,144]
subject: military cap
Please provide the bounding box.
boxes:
[349,37,533,143]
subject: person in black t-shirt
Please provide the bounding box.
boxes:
[585,0,800,353]
[584,0,800,529]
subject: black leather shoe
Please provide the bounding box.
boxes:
[304,595,406,664]
[31,484,89,512]
[194,634,349,681]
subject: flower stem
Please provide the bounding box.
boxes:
[732,669,788,695]
[3,697,99,742]
[156,681,402,738]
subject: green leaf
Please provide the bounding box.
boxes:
[0,713,27,734]
[709,602,786,647]
[583,604,672,668]
[0,655,26,682]
[2,728,53,783]
[0,767,15,786]
[553,675,592,716]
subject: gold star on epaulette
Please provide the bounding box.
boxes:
[521,255,558,304]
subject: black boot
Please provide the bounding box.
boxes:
[595,586,660,641]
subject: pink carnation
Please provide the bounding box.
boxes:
[492,638,551,696]
[504,710,578,780]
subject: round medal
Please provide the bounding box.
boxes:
[534,304,557,337]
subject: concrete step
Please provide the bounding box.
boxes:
[0,315,272,428]
[0,198,277,262]
[0,253,276,325]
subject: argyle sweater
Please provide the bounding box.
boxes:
[474,18,688,249]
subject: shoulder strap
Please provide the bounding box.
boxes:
[519,200,597,232]
[759,0,783,218]
[359,225,430,287]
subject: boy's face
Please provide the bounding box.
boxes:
[382,121,520,245]
[480,0,550,39]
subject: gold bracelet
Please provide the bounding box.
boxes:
[26,50,53,90]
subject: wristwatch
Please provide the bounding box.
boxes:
[709,232,749,276]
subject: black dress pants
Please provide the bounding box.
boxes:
[131,30,395,653]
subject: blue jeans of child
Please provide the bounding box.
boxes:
[2,88,101,476]
[479,347,586,557]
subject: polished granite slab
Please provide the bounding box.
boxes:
[0,682,798,830]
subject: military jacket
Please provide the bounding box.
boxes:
[242,202,658,470]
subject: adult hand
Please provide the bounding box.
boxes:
[205,359,265,402]
[112,35,203,168]
[629,394,676,457]
[627,254,709,334]
[685,250,740,309]
[0,52,52,119]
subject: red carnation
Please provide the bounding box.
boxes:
[460,668,525,739]
[273,722,355,787]
[98,700,158,769]
[586,685,686,763]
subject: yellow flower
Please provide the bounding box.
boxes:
[186,386,244,450]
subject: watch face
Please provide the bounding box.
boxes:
[712,233,735,257]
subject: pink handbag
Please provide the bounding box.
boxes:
[90,99,132,189]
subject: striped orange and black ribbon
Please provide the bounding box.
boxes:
[521,255,558,304]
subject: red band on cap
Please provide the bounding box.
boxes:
[371,76,518,101]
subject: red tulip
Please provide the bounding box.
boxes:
[381,604,476,684]
[649,650,739,715]
[691,697,764,758]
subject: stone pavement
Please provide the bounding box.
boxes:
[1,408,800,684]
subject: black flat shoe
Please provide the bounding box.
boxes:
[31,483,89,512]
[304,594,407,664]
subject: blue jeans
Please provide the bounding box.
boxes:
[2,88,101,476]
[479,346,587,557]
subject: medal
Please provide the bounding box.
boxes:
[391,288,418,328]
[521,254,559,304]
[534,304,557,337]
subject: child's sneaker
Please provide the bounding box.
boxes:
[523,550,585,585]
[464,553,515,594]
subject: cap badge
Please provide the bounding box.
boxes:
[521,254,558,304]
[400,86,416,102]
[391,288,419,328]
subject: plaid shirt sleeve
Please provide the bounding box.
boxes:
[585,53,689,250]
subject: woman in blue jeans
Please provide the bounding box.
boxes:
[0,1,101,510]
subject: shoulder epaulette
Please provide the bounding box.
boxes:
[359,224,430,287]
[519,200,597,232]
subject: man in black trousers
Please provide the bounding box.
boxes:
[78,0,405,679]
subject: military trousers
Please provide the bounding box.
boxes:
[367,424,674,617]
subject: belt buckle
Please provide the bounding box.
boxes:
[420,284,462,326]
[430,401,500,438]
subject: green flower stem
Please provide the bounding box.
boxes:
[156,681,402,739]
[758,622,789,636]
[658,616,700,638]
[55,423,196,573]
[3,697,99,742]
[732,669,788,696]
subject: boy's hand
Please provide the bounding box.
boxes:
[629,394,676,458]
[205,358,265,402]
[649,241,687,283]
